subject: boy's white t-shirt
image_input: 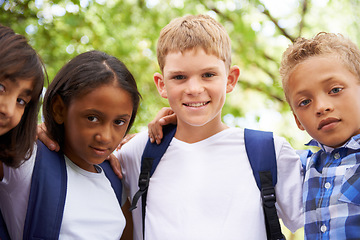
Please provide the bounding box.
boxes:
[0,143,125,240]
[117,127,304,240]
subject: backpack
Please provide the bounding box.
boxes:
[0,140,122,240]
[130,125,285,240]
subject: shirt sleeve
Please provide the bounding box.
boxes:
[114,130,148,200]
[273,136,304,233]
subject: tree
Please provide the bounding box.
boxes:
[2,0,360,145]
[3,0,360,238]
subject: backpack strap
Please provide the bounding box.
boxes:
[130,124,177,239]
[0,209,10,240]
[244,128,284,240]
[23,140,68,240]
[100,160,123,206]
[22,141,123,240]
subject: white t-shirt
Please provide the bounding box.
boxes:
[0,143,125,240]
[117,127,304,240]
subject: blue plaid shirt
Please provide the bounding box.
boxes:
[302,134,360,239]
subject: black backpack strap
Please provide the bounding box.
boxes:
[244,128,285,240]
[129,124,177,239]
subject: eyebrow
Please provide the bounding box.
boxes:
[320,77,335,84]
[23,88,33,96]
[85,109,131,118]
[294,77,336,94]
[167,66,220,74]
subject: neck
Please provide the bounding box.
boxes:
[175,120,228,143]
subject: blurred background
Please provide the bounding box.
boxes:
[2,0,360,238]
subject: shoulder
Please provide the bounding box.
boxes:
[0,143,37,186]
[272,135,297,159]
[114,130,148,177]
[115,130,149,158]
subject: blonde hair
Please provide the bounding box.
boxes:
[157,14,232,71]
[280,32,360,103]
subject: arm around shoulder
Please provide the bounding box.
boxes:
[273,137,304,232]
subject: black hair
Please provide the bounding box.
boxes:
[43,50,141,148]
[0,24,46,167]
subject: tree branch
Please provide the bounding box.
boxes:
[261,8,295,43]
[298,0,308,36]
[238,79,285,104]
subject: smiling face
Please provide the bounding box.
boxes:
[287,55,360,148]
[0,78,33,136]
[53,83,133,172]
[154,48,239,136]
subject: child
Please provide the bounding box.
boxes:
[0,50,141,239]
[0,24,45,168]
[116,14,304,240]
[0,24,45,240]
[280,32,360,239]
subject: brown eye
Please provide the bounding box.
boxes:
[17,98,28,107]
[114,119,126,126]
[87,116,98,122]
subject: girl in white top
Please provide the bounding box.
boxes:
[0,50,141,239]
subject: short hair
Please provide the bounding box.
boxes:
[43,50,141,149]
[0,24,45,167]
[157,14,232,71]
[280,32,360,104]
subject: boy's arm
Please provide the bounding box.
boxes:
[274,137,304,233]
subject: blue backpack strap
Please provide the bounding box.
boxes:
[99,160,123,206]
[244,128,284,240]
[129,124,177,239]
[23,140,67,240]
[0,209,10,240]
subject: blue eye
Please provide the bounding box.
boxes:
[0,83,4,92]
[174,75,186,80]
[203,73,215,78]
[330,87,342,94]
[299,99,311,107]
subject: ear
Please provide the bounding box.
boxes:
[293,113,305,131]
[52,95,67,124]
[226,65,240,93]
[154,72,168,99]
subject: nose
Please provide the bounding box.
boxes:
[95,124,112,144]
[184,77,205,96]
[315,98,333,116]
[0,96,16,118]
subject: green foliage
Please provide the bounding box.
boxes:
[4,1,360,238]
[2,0,360,146]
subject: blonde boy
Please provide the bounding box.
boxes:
[280,32,360,239]
[117,14,303,240]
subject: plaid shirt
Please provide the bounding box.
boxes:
[302,134,360,240]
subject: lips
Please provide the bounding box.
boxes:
[318,117,340,130]
[90,146,110,156]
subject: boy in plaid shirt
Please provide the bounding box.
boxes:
[280,32,360,239]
